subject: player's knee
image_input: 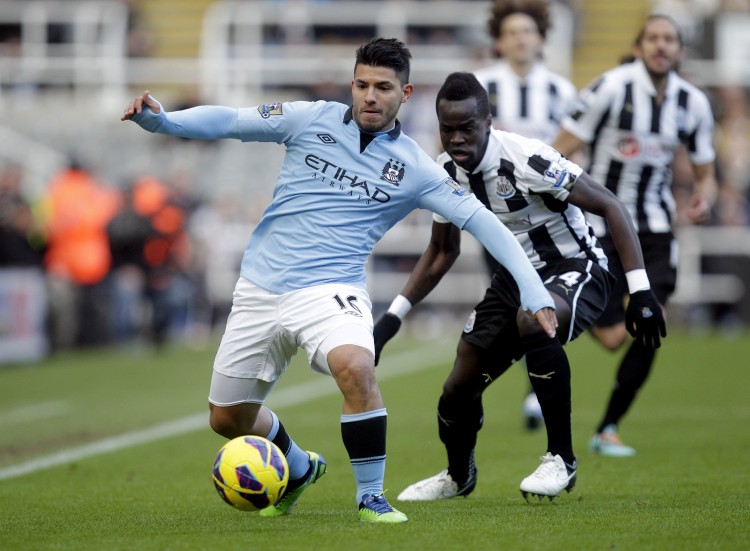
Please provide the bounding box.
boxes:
[209,410,233,438]
[209,404,246,439]
[443,341,484,401]
[332,356,377,398]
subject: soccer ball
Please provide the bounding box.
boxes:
[212,435,289,511]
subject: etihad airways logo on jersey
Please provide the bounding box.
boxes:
[305,154,393,204]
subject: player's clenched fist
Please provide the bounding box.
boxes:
[121,90,161,121]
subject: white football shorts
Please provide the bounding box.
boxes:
[208,277,374,406]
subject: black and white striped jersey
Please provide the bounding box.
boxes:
[474,60,577,145]
[561,59,715,235]
[434,129,609,271]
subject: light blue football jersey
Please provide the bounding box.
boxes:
[134,100,483,293]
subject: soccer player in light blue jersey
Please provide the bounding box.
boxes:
[122,38,557,523]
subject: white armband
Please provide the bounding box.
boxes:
[625,269,651,293]
[387,295,412,320]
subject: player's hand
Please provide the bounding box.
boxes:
[121,90,161,121]
[685,194,711,225]
[373,313,402,366]
[531,307,557,338]
[625,289,666,348]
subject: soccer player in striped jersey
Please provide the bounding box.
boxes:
[121,38,558,523]
[372,72,664,501]
[474,0,577,145]
[474,0,578,430]
[553,14,717,457]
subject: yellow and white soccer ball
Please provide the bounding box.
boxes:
[212,435,289,511]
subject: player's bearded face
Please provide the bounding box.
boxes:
[636,18,683,78]
[352,64,412,133]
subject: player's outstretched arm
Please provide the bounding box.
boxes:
[373,221,460,365]
[463,208,556,338]
[120,90,240,140]
[568,172,666,347]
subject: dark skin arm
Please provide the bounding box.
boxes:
[567,171,646,273]
[399,220,462,305]
[399,174,645,320]
[397,219,557,337]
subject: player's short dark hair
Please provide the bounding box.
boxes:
[487,0,551,43]
[355,38,412,84]
[635,14,683,47]
[435,72,491,118]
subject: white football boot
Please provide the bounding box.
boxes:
[519,452,577,501]
[397,468,477,501]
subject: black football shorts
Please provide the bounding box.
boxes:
[461,257,613,362]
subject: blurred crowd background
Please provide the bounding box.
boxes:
[1,0,749,364]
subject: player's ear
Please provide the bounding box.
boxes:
[401,83,414,103]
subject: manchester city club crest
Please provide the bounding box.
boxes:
[381,158,405,186]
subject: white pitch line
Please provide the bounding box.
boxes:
[0,339,453,481]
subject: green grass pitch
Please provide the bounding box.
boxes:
[0,329,748,550]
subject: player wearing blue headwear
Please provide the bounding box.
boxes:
[122,38,557,523]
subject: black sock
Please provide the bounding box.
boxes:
[269,421,308,491]
[438,394,482,486]
[341,415,387,460]
[341,413,387,501]
[522,331,575,465]
[597,340,656,433]
[270,420,292,456]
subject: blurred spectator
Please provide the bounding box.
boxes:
[0,164,44,267]
[40,159,120,349]
[0,163,48,364]
[106,181,155,344]
[110,175,194,348]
